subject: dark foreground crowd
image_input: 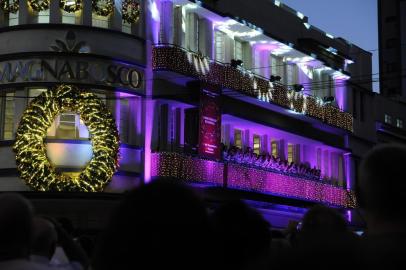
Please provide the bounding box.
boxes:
[1,144,406,270]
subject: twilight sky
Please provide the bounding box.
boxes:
[281,0,379,92]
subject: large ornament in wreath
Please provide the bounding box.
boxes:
[13,85,120,192]
[92,0,114,16]
[0,0,19,13]
[28,0,50,12]
[122,0,140,24]
[60,0,82,13]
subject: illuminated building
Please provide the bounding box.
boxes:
[0,0,372,226]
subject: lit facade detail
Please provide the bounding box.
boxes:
[0,0,371,221]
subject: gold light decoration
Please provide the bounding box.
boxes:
[28,0,50,12]
[152,45,353,131]
[122,0,140,24]
[60,0,82,13]
[13,85,120,192]
[92,0,114,16]
[0,0,19,13]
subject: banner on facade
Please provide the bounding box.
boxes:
[198,83,222,160]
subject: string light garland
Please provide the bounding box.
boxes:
[0,0,19,13]
[13,85,120,192]
[151,152,356,208]
[60,0,82,13]
[92,0,114,16]
[152,45,353,131]
[28,0,50,12]
[122,0,140,24]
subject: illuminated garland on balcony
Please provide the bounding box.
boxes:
[28,0,50,12]
[92,0,114,16]
[60,0,82,13]
[13,85,120,192]
[0,0,19,13]
[151,152,356,208]
[152,45,353,131]
[122,0,140,24]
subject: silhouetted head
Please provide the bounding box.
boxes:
[301,205,348,234]
[31,217,58,260]
[358,144,406,223]
[92,178,210,270]
[210,200,271,269]
[0,193,34,261]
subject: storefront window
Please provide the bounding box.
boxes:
[215,31,225,63]
[253,135,261,155]
[62,10,81,24]
[234,129,242,149]
[38,9,50,23]
[3,92,15,140]
[9,10,19,26]
[287,143,294,163]
[92,14,110,28]
[271,140,278,157]
[122,22,132,34]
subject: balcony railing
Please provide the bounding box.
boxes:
[151,152,356,208]
[152,44,353,131]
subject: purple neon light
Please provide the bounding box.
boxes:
[150,152,355,208]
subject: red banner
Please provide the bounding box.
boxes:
[198,84,222,160]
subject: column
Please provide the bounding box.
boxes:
[112,0,123,31]
[50,0,62,23]
[19,0,36,24]
[82,0,92,26]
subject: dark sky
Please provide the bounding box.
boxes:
[281,0,379,92]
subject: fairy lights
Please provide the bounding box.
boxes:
[60,0,82,13]
[0,0,19,13]
[92,0,114,16]
[151,152,356,208]
[122,0,140,24]
[152,45,353,131]
[13,85,120,192]
[28,0,50,12]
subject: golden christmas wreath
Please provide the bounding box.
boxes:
[122,0,140,24]
[28,0,50,12]
[60,0,82,13]
[92,0,114,16]
[0,0,19,13]
[13,85,120,192]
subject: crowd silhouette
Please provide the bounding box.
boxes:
[0,144,406,269]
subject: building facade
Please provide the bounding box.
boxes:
[0,0,372,226]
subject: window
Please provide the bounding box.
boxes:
[9,10,18,26]
[92,14,110,28]
[234,129,242,149]
[253,135,261,155]
[234,39,243,61]
[287,143,294,163]
[317,148,322,170]
[271,55,283,78]
[120,98,130,143]
[397,118,403,129]
[215,31,225,62]
[38,9,50,23]
[338,155,344,186]
[2,92,15,140]
[271,140,278,157]
[62,10,81,24]
[385,114,392,124]
[123,22,132,34]
[186,12,199,52]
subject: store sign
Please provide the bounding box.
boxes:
[0,57,142,90]
[198,83,222,160]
